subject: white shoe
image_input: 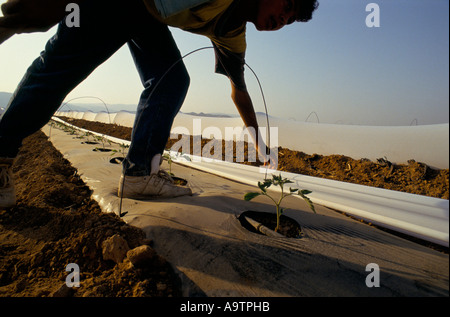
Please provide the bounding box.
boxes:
[0,158,16,208]
[118,170,192,199]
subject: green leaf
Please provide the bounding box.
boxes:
[257,181,267,193]
[271,174,282,185]
[289,187,299,193]
[244,192,261,201]
[272,174,282,181]
[298,192,316,213]
[300,189,312,195]
[259,179,272,190]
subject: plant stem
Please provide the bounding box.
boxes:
[275,184,286,232]
[275,204,280,232]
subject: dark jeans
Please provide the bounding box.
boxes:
[0,0,190,176]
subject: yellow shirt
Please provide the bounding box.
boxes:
[143,0,246,54]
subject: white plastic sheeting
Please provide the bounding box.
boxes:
[56,110,449,169]
[166,153,449,247]
[80,111,97,121]
[51,115,450,247]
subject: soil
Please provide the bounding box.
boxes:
[1,131,181,297]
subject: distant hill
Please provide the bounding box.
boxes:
[0,92,13,108]
[0,92,244,119]
[58,103,137,113]
[180,111,236,118]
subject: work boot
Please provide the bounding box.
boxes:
[118,170,192,199]
[0,158,16,208]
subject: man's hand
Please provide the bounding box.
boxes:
[230,83,278,169]
[0,0,81,43]
[255,132,278,170]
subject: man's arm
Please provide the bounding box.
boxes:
[0,0,85,44]
[230,83,269,161]
[231,84,259,135]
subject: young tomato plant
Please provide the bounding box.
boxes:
[163,151,192,176]
[244,174,316,233]
[163,153,175,176]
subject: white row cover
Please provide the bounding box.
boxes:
[56,110,449,169]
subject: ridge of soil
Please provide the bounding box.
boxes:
[1,131,181,297]
[58,117,449,200]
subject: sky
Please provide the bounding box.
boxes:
[0,0,449,126]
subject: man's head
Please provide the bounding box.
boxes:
[253,0,319,31]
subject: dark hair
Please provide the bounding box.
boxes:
[294,0,319,22]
